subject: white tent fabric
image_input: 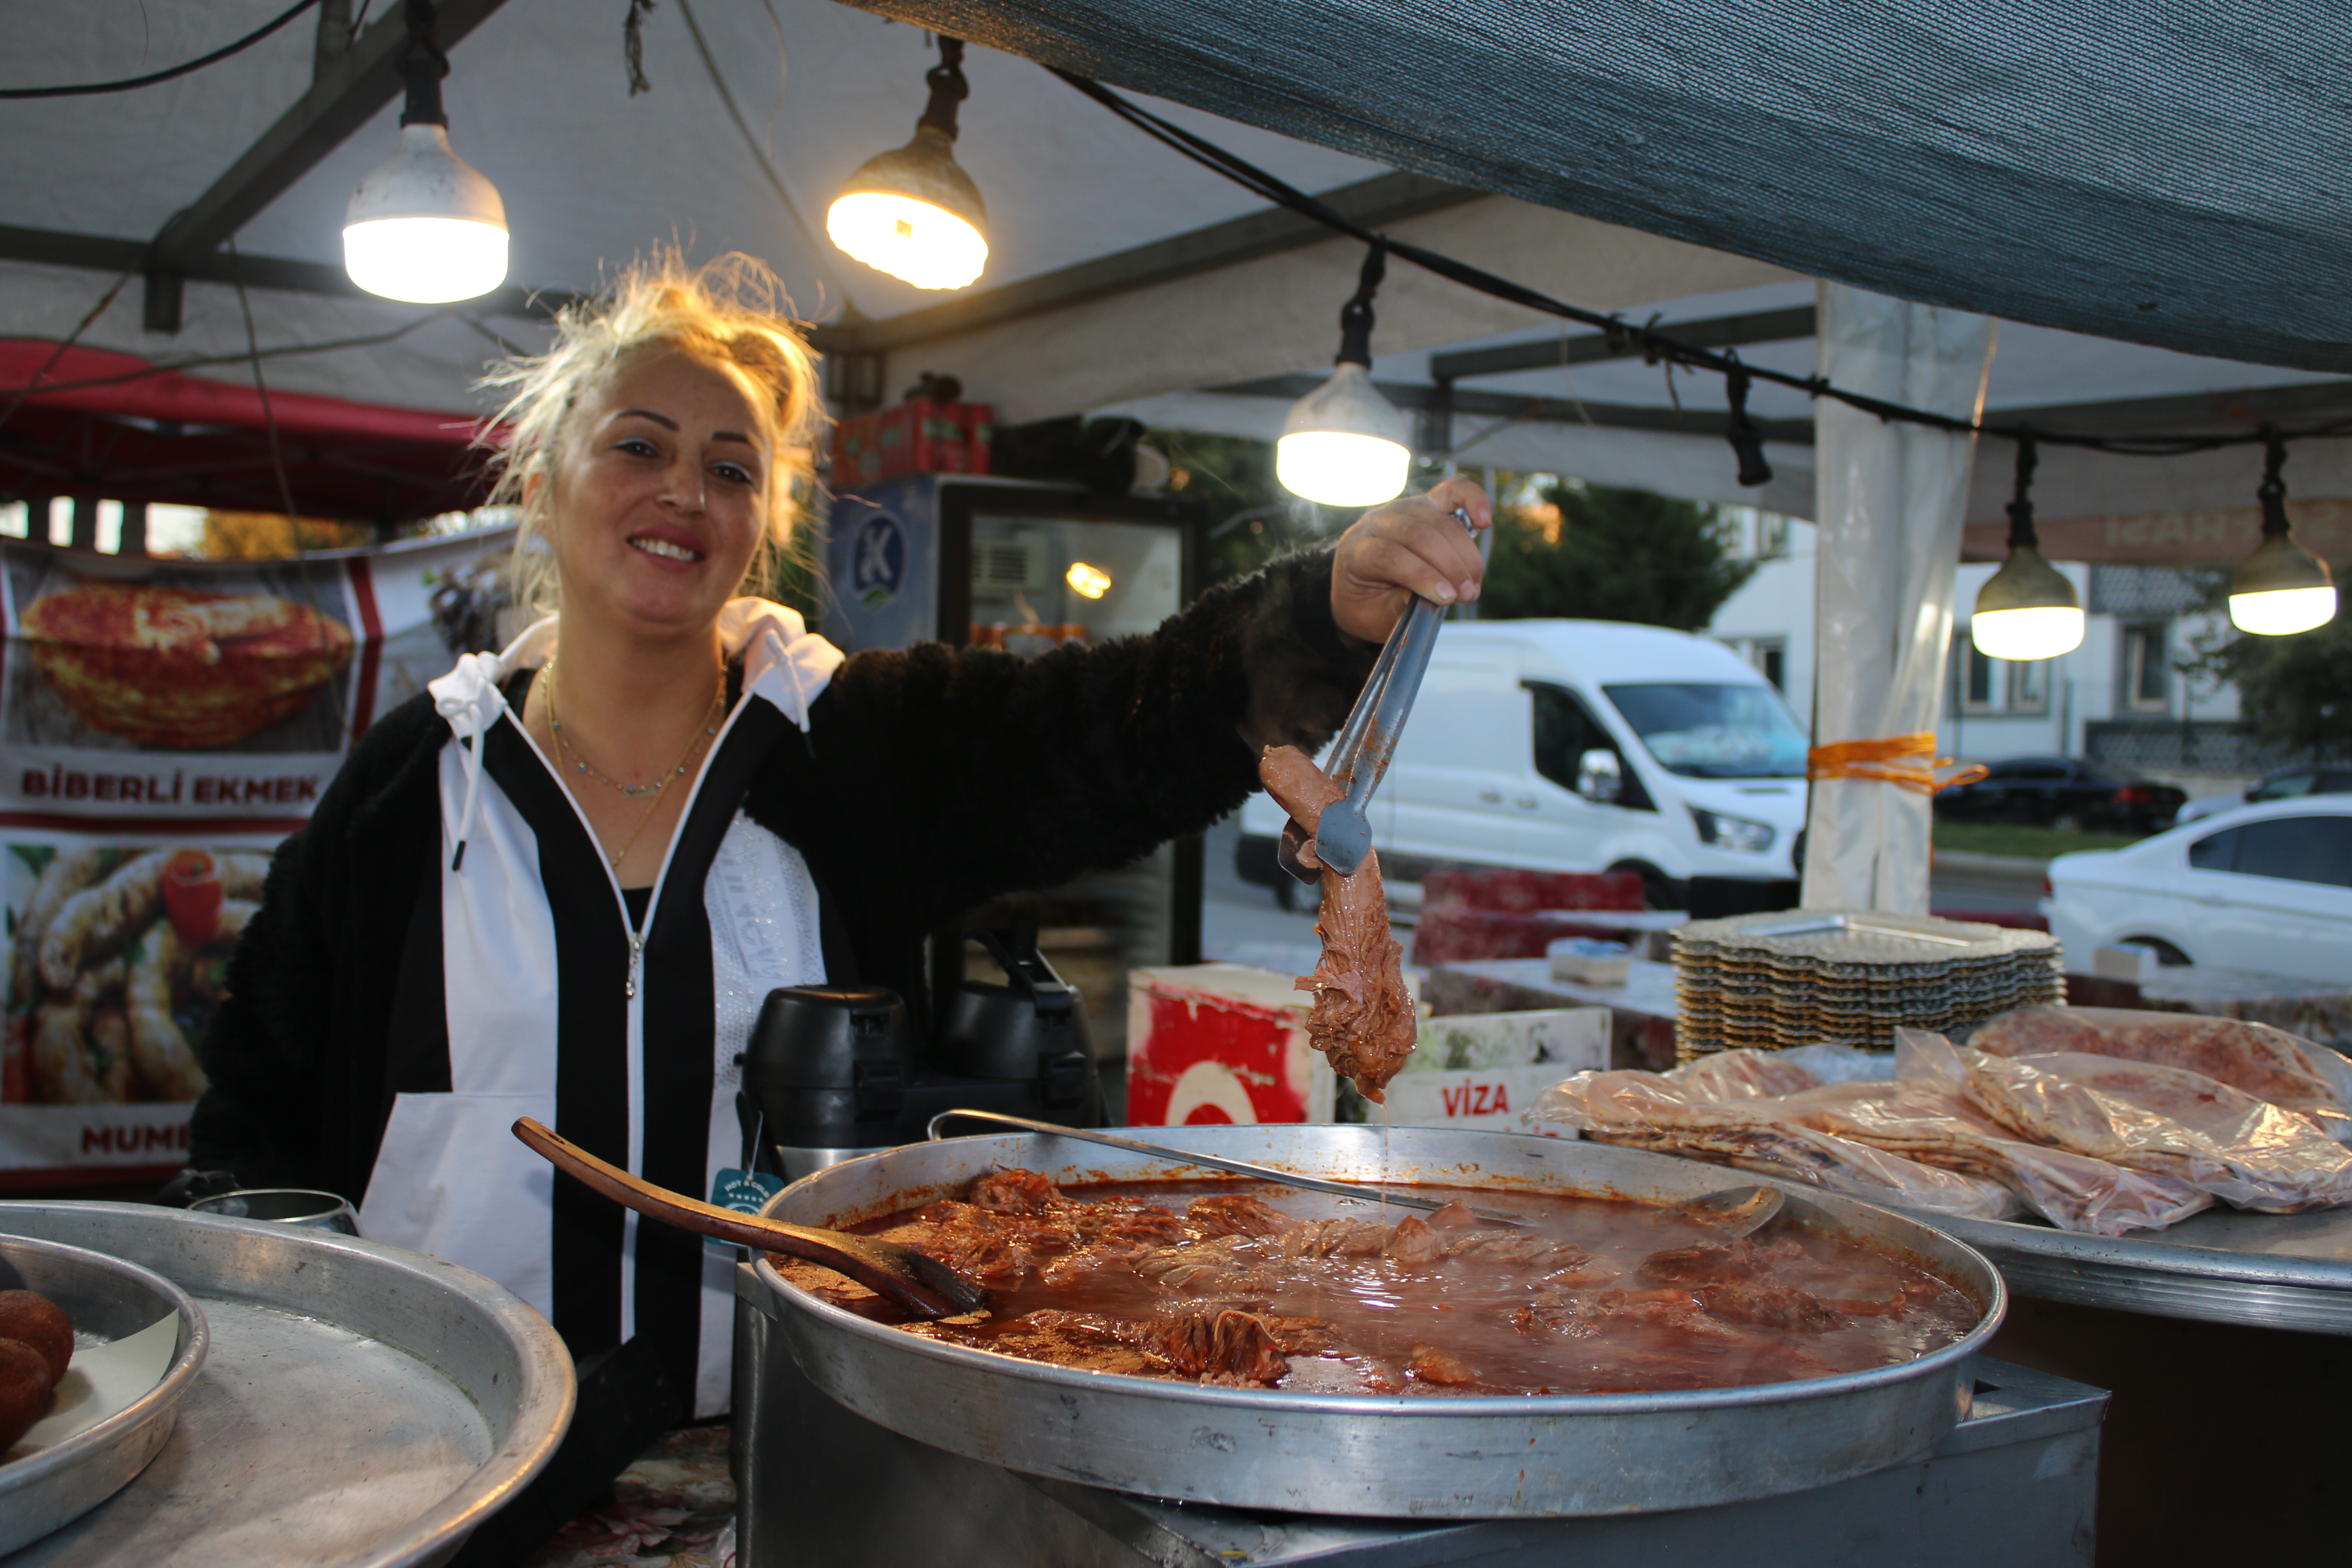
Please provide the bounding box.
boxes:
[1799,285,1994,915]
[897,197,1794,424]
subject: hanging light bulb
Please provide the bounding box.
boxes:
[1973,431,2085,661]
[343,1,507,304]
[1278,239,1410,507]
[828,37,988,290]
[2230,429,2337,636]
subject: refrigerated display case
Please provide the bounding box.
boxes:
[823,475,1208,1064]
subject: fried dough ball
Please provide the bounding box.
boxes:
[0,1338,56,1450]
[0,1293,73,1384]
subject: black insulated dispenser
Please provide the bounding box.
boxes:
[738,928,1104,1181]
[740,984,912,1180]
[934,926,1101,1126]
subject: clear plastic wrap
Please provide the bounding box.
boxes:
[1741,1031,2219,1237]
[1948,1036,2352,1213]
[1966,1004,2352,1142]
[1527,1069,2022,1220]
[1665,1044,1892,1101]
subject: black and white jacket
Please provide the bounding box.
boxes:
[192,548,1371,1413]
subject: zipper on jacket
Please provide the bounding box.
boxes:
[625,931,643,999]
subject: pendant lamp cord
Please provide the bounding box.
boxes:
[398,0,449,128]
[1335,237,1387,366]
[919,37,969,140]
[2258,426,2290,538]
[2006,429,2039,551]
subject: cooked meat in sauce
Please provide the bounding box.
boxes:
[1258,743,1416,1101]
[774,1170,1980,1396]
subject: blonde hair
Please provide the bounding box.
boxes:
[478,251,825,614]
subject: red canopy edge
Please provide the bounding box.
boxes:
[0,339,491,447]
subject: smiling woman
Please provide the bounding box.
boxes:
[186,248,1493,1439]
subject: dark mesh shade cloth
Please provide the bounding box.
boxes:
[847,0,2352,372]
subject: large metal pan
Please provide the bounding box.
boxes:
[755,1124,2006,1518]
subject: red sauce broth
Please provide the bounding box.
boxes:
[784,1176,1982,1398]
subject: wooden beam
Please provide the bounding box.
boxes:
[1427,304,1819,382]
[808,170,1478,356]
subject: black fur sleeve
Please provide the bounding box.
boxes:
[191,695,446,1194]
[785,546,1376,926]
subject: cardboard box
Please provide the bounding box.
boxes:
[1125,964,1333,1127]
[1127,963,1603,1134]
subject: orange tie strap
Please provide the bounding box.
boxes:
[1806,733,1988,795]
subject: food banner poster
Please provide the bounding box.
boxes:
[1,529,517,1184]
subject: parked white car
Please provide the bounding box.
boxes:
[2172,764,2352,827]
[1236,619,1810,908]
[2043,795,2352,982]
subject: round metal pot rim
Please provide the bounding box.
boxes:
[756,1128,2006,1418]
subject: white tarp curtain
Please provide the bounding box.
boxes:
[1800,284,1994,915]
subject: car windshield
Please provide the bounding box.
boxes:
[1601,681,1809,778]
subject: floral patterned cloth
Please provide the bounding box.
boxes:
[526,1424,737,1568]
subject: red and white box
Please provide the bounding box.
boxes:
[1126,965,1608,1132]
[1124,965,1331,1127]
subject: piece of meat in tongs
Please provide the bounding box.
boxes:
[1259,510,1471,1101]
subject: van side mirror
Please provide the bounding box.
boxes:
[1575,749,1623,805]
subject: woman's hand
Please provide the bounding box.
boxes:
[1329,475,1493,644]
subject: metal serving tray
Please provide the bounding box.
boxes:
[0,1202,574,1568]
[0,1236,206,1557]
[754,1124,2006,1519]
[1928,1202,2352,1334]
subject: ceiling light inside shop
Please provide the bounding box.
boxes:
[828,38,988,290]
[1972,432,2082,660]
[1065,562,1112,600]
[1278,241,1409,507]
[2230,433,2336,635]
[344,5,507,304]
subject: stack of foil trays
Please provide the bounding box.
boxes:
[1672,909,2064,1063]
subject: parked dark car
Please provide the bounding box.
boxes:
[1933,756,2186,834]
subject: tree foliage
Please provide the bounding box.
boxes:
[1480,481,1756,631]
[2184,607,2352,761]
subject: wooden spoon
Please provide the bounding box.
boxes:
[511,1117,988,1320]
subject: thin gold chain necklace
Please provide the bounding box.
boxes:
[544,656,724,798]
[542,658,725,872]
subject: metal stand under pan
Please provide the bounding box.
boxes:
[732,1300,2106,1568]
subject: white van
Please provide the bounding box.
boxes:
[1236,619,1809,908]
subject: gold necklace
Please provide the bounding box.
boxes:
[544,657,724,798]
[541,658,726,871]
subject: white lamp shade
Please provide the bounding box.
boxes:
[1971,605,2085,660]
[1277,362,1412,507]
[343,124,507,303]
[2230,584,2338,636]
[827,191,988,290]
[828,124,990,290]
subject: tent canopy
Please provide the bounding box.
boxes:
[0,0,2346,533]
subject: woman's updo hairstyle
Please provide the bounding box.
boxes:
[478,250,824,612]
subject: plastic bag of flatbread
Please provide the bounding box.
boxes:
[1927,1029,2352,1213]
[1526,1068,2021,1220]
[1964,1004,2352,1142]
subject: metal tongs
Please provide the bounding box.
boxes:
[1279,506,1478,884]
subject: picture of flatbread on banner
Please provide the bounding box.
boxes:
[19,583,353,749]
[6,843,267,1105]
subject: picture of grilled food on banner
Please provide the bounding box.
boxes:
[5,841,270,1105]
[5,560,354,753]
